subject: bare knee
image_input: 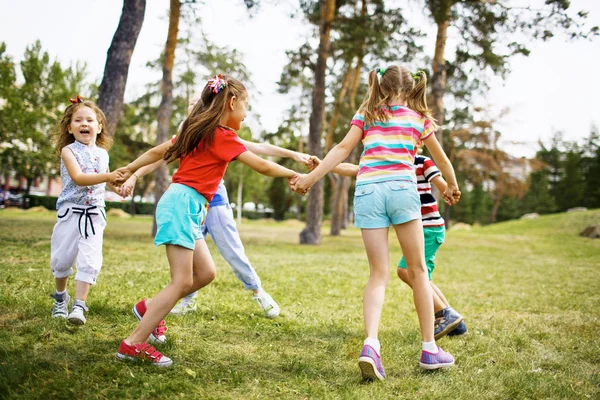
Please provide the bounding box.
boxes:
[172,277,194,297]
[397,268,412,287]
[406,261,428,280]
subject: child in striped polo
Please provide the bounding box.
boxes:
[293,66,461,379]
[397,146,467,339]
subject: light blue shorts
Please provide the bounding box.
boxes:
[353,180,421,229]
[154,183,208,250]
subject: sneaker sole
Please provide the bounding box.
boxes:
[132,304,165,344]
[358,357,385,381]
[419,359,455,370]
[434,316,464,340]
[265,308,280,319]
[52,314,68,319]
[68,316,86,325]
[116,352,173,367]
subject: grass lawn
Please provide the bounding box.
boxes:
[1,208,599,399]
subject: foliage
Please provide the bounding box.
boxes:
[0,41,89,193]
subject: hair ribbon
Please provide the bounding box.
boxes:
[208,74,227,94]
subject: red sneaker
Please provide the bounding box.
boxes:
[116,341,172,367]
[132,299,168,344]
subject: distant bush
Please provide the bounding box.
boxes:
[25,195,155,215]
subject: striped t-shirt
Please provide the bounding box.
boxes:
[415,155,444,227]
[351,106,435,186]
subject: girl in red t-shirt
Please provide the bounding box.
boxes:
[114,75,299,366]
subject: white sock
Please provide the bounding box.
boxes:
[56,289,66,296]
[422,341,438,353]
[364,337,381,354]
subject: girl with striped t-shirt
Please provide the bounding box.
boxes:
[293,66,461,379]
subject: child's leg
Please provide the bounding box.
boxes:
[360,227,390,340]
[74,281,91,301]
[206,205,262,291]
[188,238,217,294]
[393,219,434,342]
[430,281,449,308]
[397,268,448,313]
[126,244,196,344]
[55,277,68,292]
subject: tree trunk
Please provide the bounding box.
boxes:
[429,1,451,219]
[300,0,335,245]
[152,0,180,237]
[97,0,146,137]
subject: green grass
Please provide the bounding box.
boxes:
[1,208,599,399]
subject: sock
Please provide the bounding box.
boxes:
[422,341,438,353]
[364,337,381,354]
[56,289,66,296]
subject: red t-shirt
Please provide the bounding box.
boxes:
[171,127,247,201]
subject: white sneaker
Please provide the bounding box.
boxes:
[50,292,70,319]
[170,295,197,315]
[252,290,280,318]
[68,300,88,325]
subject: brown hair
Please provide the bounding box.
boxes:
[358,65,438,129]
[163,75,247,163]
[52,100,112,157]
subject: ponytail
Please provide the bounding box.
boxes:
[164,75,246,163]
[406,71,438,130]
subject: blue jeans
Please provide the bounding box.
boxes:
[201,203,261,291]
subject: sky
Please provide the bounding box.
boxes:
[1,0,599,158]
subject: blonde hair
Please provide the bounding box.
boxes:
[358,65,438,129]
[164,75,247,163]
[52,100,112,157]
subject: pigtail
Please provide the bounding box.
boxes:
[359,69,391,125]
[406,71,438,130]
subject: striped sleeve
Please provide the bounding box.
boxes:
[420,118,436,141]
[422,156,441,183]
[351,111,365,131]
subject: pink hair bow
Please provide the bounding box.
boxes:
[207,74,227,94]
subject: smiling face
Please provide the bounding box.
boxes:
[225,94,248,130]
[68,106,101,146]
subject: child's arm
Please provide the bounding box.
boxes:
[431,175,448,194]
[294,125,363,194]
[115,140,173,182]
[240,139,311,166]
[236,151,297,179]
[118,160,165,198]
[61,148,120,186]
[308,156,358,177]
[423,134,461,205]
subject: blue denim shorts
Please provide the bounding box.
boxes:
[353,180,421,229]
[154,183,208,250]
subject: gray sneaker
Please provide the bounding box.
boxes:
[68,300,88,325]
[50,292,70,319]
[434,307,464,340]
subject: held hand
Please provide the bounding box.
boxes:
[293,152,312,166]
[119,176,137,198]
[307,155,321,172]
[287,173,300,191]
[292,173,314,196]
[113,167,133,184]
[442,186,461,206]
[106,170,122,185]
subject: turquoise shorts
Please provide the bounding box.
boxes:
[398,225,445,280]
[154,183,208,250]
[353,180,421,229]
